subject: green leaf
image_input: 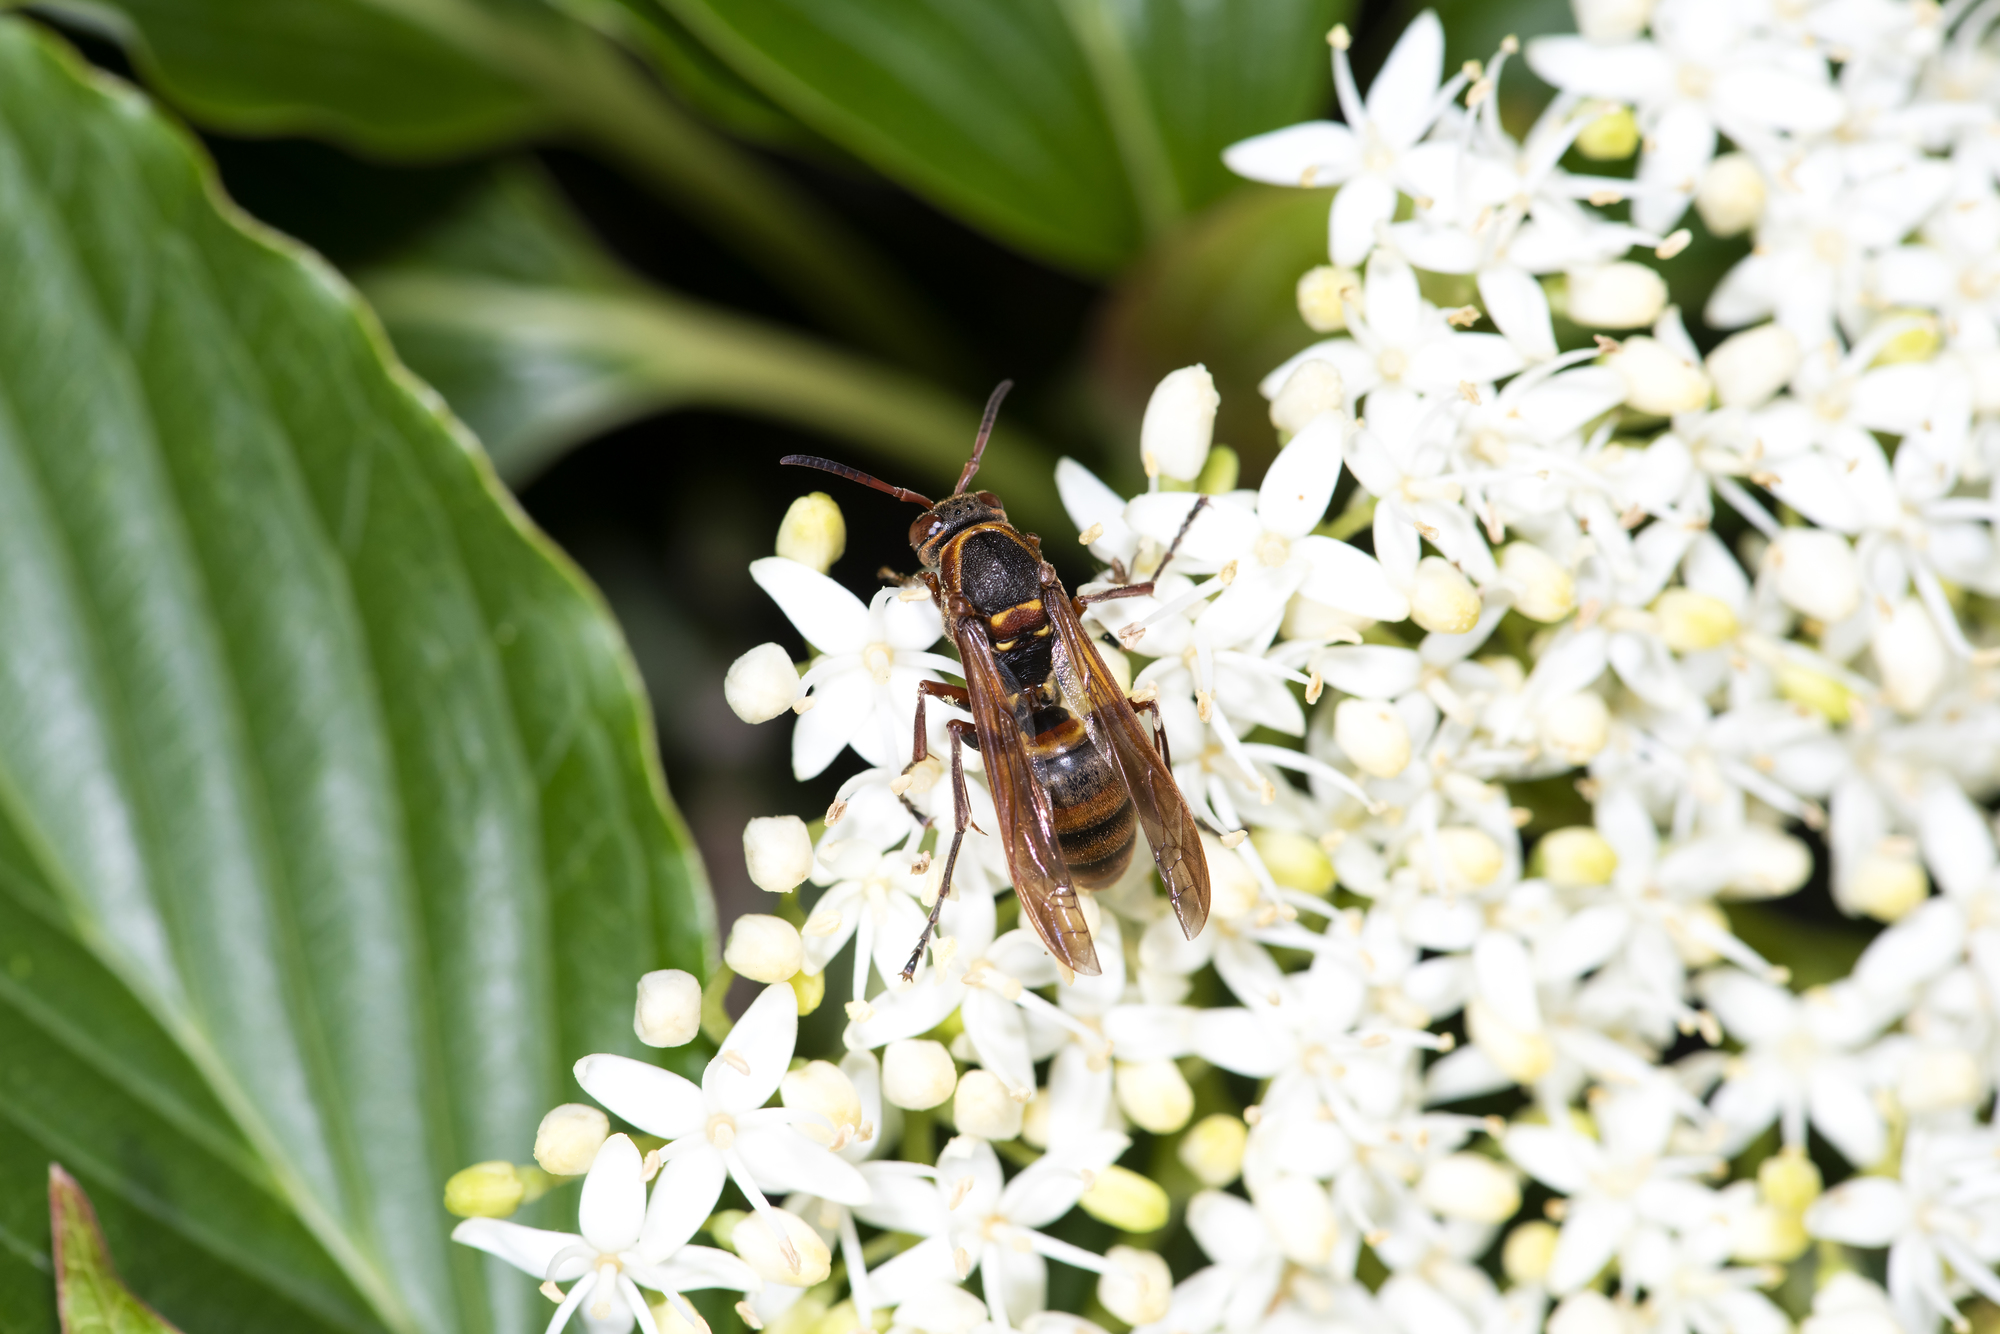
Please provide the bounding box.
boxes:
[0,19,712,1334]
[49,1168,183,1334]
[27,0,957,375]
[1094,185,1335,481]
[655,0,1345,271]
[360,166,1071,534]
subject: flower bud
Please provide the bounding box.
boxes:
[1256,1175,1337,1265]
[783,1060,864,1147]
[1549,1291,1626,1334]
[725,643,803,723]
[634,968,702,1047]
[1270,359,1346,436]
[1541,692,1610,765]
[1609,336,1711,416]
[1334,698,1412,777]
[1202,834,1262,918]
[1571,0,1652,41]
[1249,828,1335,894]
[724,914,804,983]
[1020,1088,1052,1148]
[1567,262,1668,329]
[1284,594,1373,642]
[1696,152,1765,237]
[1418,1153,1521,1223]
[775,492,846,573]
[790,967,825,1016]
[1297,266,1362,332]
[1179,1113,1248,1187]
[1142,366,1220,482]
[1875,311,1943,366]
[1707,323,1800,410]
[952,1068,1024,1140]
[1534,827,1618,888]
[1503,1220,1560,1284]
[890,1285,988,1334]
[1468,997,1554,1083]
[648,1295,706,1334]
[1778,663,1852,725]
[733,1209,831,1287]
[533,1103,609,1176]
[1722,830,1812,900]
[1758,1148,1822,1213]
[1654,588,1737,651]
[1899,1047,1981,1114]
[1873,598,1945,715]
[1731,1202,1809,1262]
[1767,528,1858,623]
[1114,1058,1195,1135]
[1099,1247,1174,1326]
[1195,443,1241,495]
[1080,1164,1170,1233]
[1501,542,1575,622]
[882,1039,957,1110]
[1410,827,1505,889]
[743,815,814,894]
[1844,851,1928,922]
[1411,557,1482,635]
[444,1161,525,1218]
[1576,105,1639,159]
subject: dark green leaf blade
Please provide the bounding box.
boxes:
[0,20,712,1334]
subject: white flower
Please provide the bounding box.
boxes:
[574,983,872,1261]
[1503,1082,1719,1293]
[1805,1128,2000,1334]
[1225,12,1464,266]
[454,1133,758,1334]
[858,1132,1130,1326]
[750,557,955,780]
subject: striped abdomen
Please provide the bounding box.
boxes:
[1028,707,1135,888]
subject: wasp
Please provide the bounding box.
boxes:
[784,382,1210,979]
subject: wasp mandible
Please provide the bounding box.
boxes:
[784,382,1211,979]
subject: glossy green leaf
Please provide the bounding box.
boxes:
[0,20,711,1334]
[26,0,956,375]
[361,166,1070,533]
[656,0,1345,271]
[49,1168,183,1334]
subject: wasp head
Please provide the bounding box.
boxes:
[909,490,1005,568]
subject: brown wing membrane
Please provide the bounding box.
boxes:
[1045,581,1211,940]
[952,611,1102,976]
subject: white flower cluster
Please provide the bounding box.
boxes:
[449,3,2000,1332]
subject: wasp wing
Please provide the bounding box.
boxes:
[1045,583,1211,940]
[951,610,1101,976]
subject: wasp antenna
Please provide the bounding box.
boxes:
[781,455,935,508]
[956,379,1014,495]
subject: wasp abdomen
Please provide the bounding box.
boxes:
[1030,710,1136,888]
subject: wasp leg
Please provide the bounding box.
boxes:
[903,718,977,981]
[900,679,972,826]
[1131,696,1172,766]
[1076,495,1212,606]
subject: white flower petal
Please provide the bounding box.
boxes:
[641,1148,727,1260]
[1807,1177,1911,1247]
[1549,1197,1635,1294]
[791,668,874,781]
[580,1133,647,1254]
[1333,173,1399,268]
[1479,263,1557,361]
[1917,777,1995,900]
[1223,120,1361,187]
[708,983,799,1114]
[1504,1126,1592,1194]
[1259,414,1345,539]
[881,588,945,652]
[1367,10,1445,147]
[735,1123,873,1204]
[452,1217,581,1280]
[751,557,871,655]
[1524,37,1673,100]
[574,1055,707,1139]
[1364,248,1424,349]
